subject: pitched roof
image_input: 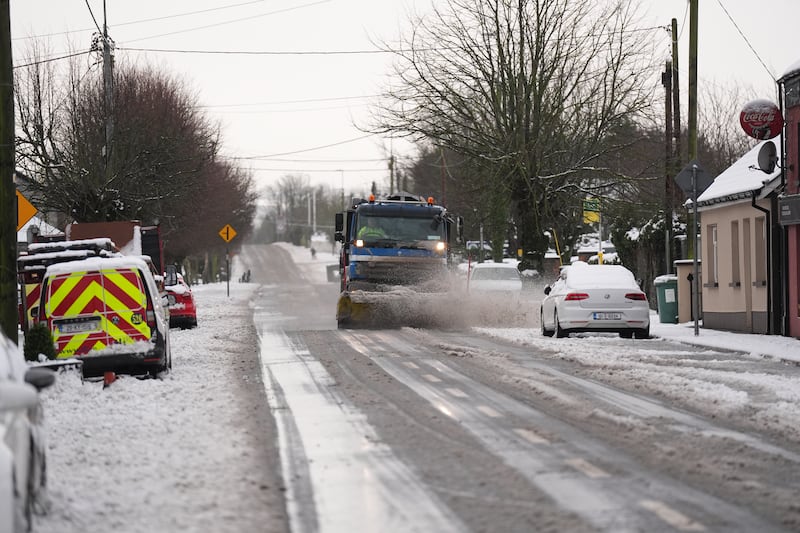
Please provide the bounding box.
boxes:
[696,137,782,209]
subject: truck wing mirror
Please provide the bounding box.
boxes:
[335,213,344,232]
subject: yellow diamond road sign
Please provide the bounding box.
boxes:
[219,224,237,243]
[16,190,38,231]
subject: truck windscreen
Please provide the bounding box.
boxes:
[357,215,443,242]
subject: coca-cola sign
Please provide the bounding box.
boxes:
[740,99,783,140]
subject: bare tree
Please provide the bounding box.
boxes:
[372,0,660,264]
[697,81,759,177]
[15,48,219,224]
[15,45,258,278]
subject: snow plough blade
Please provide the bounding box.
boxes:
[336,289,454,329]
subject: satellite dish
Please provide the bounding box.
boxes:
[757,141,778,174]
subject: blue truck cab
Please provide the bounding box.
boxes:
[334,193,463,326]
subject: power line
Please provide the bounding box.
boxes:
[13,50,91,69]
[84,0,103,36]
[247,167,385,173]
[12,0,269,41]
[220,156,385,162]
[713,0,774,82]
[118,46,388,56]
[230,133,378,159]
[121,0,331,45]
[198,94,379,108]
[206,103,370,115]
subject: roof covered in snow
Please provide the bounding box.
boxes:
[17,215,62,242]
[696,137,782,209]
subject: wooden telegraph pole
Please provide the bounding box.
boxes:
[663,61,673,273]
[0,0,15,342]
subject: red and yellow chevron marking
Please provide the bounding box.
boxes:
[24,282,41,328]
[45,268,152,358]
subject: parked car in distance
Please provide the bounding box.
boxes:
[540,262,650,339]
[468,261,523,294]
[34,255,171,378]
[165,274,198,329]
[1,333,55,533]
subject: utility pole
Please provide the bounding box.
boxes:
[440,146,447,207]
[688,0,698,161]
[671,18,682,166]
[102,0,114,173]
[388,155,395,195]
[0,0,15,342]
[686,0,702,331]
[663,61,673,274]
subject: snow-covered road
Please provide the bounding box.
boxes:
[27,242,800,533]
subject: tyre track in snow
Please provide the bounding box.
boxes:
[338,329,784,532]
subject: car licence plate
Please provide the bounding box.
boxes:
[593,312,621,320]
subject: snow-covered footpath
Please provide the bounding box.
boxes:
[32,272,287,533]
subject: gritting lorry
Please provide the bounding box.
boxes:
[334,192,463,328]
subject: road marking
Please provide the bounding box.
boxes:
[402,361,419,369]
[435,403,455,418]
[476,405,502,418]
[258,329,464,533]
[513,427,549,445]
[565,458,610,479]
[639,500,706,531]
[423,373,442,383]
[445,387,468,398]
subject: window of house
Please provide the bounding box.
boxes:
[706,224,718,287]
[754,216,766,286]
[730,220,740,287]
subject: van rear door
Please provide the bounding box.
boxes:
[44,268,151,358]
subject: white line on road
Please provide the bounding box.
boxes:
[565,458,610,479]
[639,500,706,532]
[476,405,502,418]
[445,387,469,398]
[513,428,549,445]
[423,373,442,383]
[258,329,464,533]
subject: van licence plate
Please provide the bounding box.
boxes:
[593,312,621,321]
[58,320,100,334]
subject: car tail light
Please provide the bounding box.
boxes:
[625,292,647,301]
[564,292,589,301]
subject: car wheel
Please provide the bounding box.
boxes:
[540,309,554,337]
[554,312,568,338]
[619,331,634,339]
[635,327,650,339]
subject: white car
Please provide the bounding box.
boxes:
[468,262,523,293]
[1,334,55,533]
[540,262,650,339]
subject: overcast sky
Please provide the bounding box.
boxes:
[10,0,800,198]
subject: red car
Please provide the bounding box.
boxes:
[165,274,198,329]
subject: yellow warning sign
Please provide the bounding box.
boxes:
[218,224,237,243]
[16,190,38,231]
